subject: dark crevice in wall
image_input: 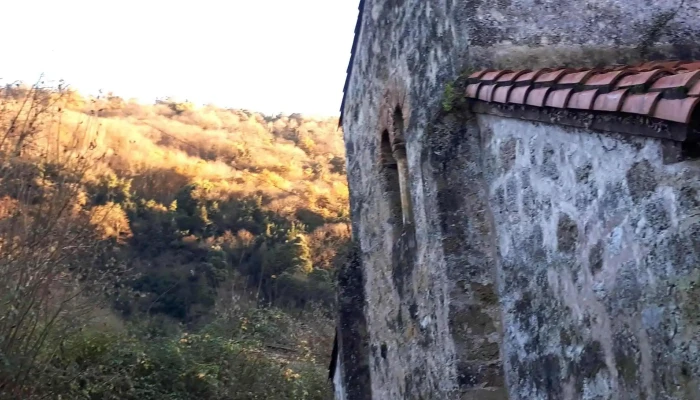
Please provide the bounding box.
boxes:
[336,242,372,400]
[684,108,700,160]
[682,141,700,159]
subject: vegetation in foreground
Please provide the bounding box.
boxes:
[0,79,347,399]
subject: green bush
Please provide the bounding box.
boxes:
[34,327,332,400]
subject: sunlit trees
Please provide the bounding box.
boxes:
[0,80,347,399]
[89,202,133,242]
[0,80,127,397]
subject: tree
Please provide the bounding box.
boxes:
[89,202,133,243]
[93,172,133,206]
[286,232,313,275]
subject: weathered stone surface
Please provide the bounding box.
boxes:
[337,0,700,399]
[480,115,700,400]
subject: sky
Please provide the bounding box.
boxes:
[0,0,359,117]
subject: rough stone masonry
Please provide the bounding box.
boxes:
[333,0,700,399]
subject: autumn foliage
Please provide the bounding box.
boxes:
[0,79,346,398]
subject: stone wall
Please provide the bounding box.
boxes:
[339,0,700,399]
[479,115,700,399]
[423,111,507,399]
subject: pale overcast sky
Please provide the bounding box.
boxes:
[1,0,358,116]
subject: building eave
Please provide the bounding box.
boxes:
[338,0,366,129]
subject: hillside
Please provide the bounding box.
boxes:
[0,81,347,399]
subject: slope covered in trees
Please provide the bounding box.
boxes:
[0,81,348,399]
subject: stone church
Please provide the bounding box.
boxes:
[332,1,700,399]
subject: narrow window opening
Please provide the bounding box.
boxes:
[380,130,403,224]
[391,107,414,226]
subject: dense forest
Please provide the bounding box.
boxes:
[0,79,349,399]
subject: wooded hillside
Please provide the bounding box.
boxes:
[0,80,347,399]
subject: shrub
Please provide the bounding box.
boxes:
[33,322,333,400]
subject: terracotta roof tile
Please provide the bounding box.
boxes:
[492,85,514,103]
[466,83,482,98]
[536,69,575,84]
[478,84,497,102]
[464,60,700,125]
[468,70,492,80]
[481,70,511,82]
[516,68,552,83]
[678,62,700,72]
[509,86,532,105]
[620,92,661,115]
[616,69,672,89]
[689,81,700,96]
[653,98,700,123]
[593,89,628,112]
[568,89,599,110]
[526,87,551,107]
[559,70,601,86]
[584,70,632,87]
[649,70,700,91]
[546,88,574,108]
[638,60,683,70]
[497,70,531,83]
